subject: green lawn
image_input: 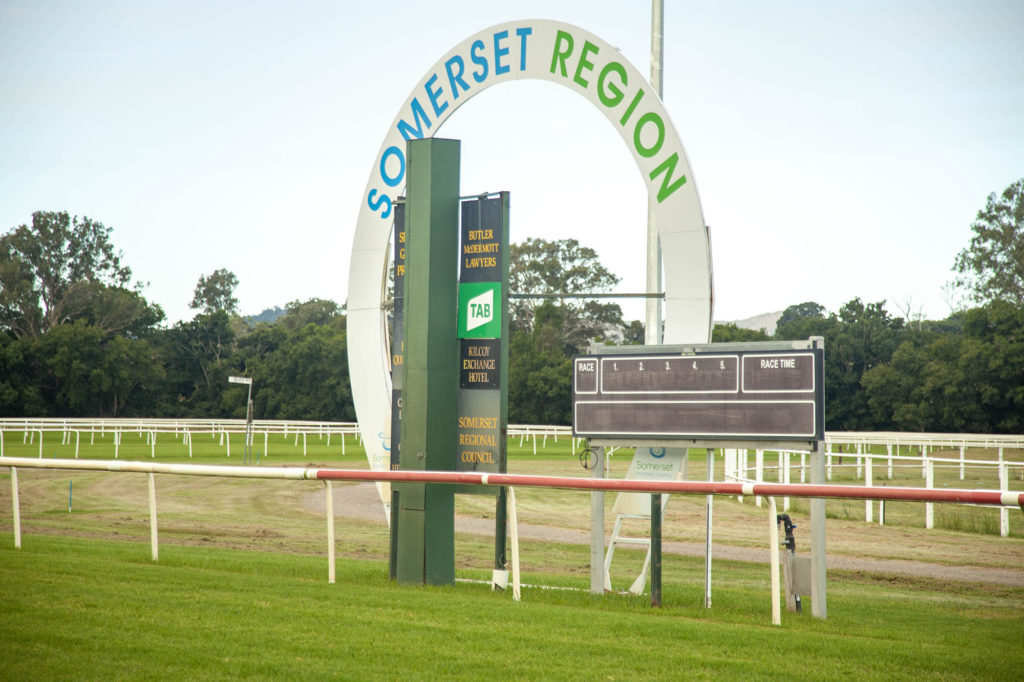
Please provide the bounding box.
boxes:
[2,429,1023,679]
[1,535,1021,680]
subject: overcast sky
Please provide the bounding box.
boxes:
[2,0,1021,327]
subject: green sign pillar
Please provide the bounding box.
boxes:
[391,138,460,586]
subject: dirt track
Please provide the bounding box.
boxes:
[316,482,1024,588]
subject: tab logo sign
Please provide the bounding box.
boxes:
[459,281,501,338]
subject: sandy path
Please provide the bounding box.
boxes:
[315,482,1024,588]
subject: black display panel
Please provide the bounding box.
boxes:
[573,347,824,442]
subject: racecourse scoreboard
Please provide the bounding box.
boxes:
[573,340,824,445]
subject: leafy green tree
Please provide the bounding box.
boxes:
[0,211,134,337]
[953,178,1024,306]
[280,298,344,330]
[509,238,623,352]
[775,301,826,339]
[158,311,235,414]
[77,283,165,337]
[508,302,573,425]
[776,298,903,430]
[621,320,645,345]
[190,268,239,314]
[233,306,353,420]
[0,323,164,417]
[712,323,770,342]
[873,302,1024,433]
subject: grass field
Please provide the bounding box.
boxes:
[1,430,1023,679]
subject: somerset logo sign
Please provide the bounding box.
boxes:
[346,19,712,478]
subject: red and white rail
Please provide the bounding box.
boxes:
[3,456,1022,509]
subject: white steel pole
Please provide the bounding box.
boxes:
[326,481,336,583]
[509,486,522,602]
[646,0,665,345]
[148,473,158,561]
[704,448,713,608]
[768,497,781,626]
[590,447,606,594]
[11,466,21,549]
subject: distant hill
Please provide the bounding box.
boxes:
[715,311,783,336]
[245,305,287,325]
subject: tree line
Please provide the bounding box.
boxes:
[1,178,1021,432]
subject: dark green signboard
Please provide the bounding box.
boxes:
[456,194,509,474]
[390,202,406,471]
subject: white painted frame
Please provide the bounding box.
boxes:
[347,20,713,474]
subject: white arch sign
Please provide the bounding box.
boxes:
[347,19,713,473]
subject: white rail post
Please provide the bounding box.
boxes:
[226,432,231,457]
[800,452,806,483]
[782,451,790,511]
[925,458,934,530]
[886,443,893,479]
[75,431,80,459]
[864,454,873,523]
[148,473,159,561]
[0,429,4,457]
[38,431,43,458]
[959,445,965,481]
[826,441,832,481]
[768,496,781,626]
[755,449,763,507]
[326,481,336,583]
[999,462,1009,538]
[509,486,521,602]
[11,467,21,549]
[151,431,156,459]
[303,433,307,457]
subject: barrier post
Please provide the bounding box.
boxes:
[826,441,832,481]
[11,467,20,549]
[148,473,158,561]
[508,486,521,602]
[651,492,662,607]
[925,458,934,529]
[865,453,873,522]
[755,449,763,507]
[959,445,965,481]
[768,496,781,626]
[1000,462,1009,538]
[782,451,791,511]
[326,480,336,583]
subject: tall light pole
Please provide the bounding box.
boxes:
[646,0,665,345]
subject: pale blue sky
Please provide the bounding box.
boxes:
[2,1,1022,326]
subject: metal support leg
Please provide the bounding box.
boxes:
[810,439,827,619]
[590,447,606,594]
